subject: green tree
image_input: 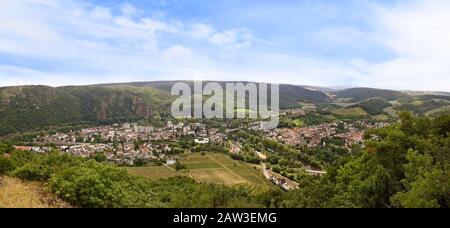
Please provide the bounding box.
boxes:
[391,150,450,208]
[174,161,186,171]
[0,155,14,175]
[93,152,107,162]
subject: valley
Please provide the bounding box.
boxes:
[0,81,449,208]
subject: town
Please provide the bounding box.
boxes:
[21,121,226,166]
[269,121,389,148]
[14,116,390,190]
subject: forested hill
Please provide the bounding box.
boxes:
[0,85,173,135]
[1,81,448,136]
[335,87,412,102]
[105,81,331,108]
[0,81,331,135]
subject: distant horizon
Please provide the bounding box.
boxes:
[1,79,449,93]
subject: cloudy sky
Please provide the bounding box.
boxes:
[0,0,449,91]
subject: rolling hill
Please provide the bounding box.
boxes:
[0,81,330,135]
[111,81,331,108]
[1,81,448,136]
[0,85,173,135]
[352,98,392,115]
[335,87,411,102]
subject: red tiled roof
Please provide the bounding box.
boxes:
[14,146,32,151]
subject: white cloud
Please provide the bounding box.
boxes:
[209,28,253,48]
[162,45,193,62]
[351,0,450,91]
[0,0,449,91]
[0,0,182,61]
[0,0,234,86]
[238,0,450,91]
[120,3,139,17]
[189,23,253,49]
[318,26,366,44]
[375,0,450,60]
[190,23,214,40]
[91,6,113,20]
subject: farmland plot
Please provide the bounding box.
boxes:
[128,166,178,180]
[128,153,274,193]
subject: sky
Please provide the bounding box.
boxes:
[0,0,449,91]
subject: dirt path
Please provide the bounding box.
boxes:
[262,163,270,179]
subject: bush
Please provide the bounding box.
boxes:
[12,152,83,181]
[0,156,14,175]
[92,152,107,162]
[1,148,263,208]
[0,142,14,154]
[49,161,158,208]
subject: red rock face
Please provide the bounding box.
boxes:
[96,95,153,120]
[97,101,108,120]
[132,96,151,118]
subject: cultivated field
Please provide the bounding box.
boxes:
[332,107,368,116]
[127,153,274,193]
[426,105,450,116]
[127,166,178,180]
[373,114,389,121]
[383,106,398,117]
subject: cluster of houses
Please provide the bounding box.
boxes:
[36,122,201,145]
[270,121,390,148]
[272,123,336,146]
[62,143,113,158]
[229,142,242,154]
[14,145,52,153]
[28,121,228,165]
[268,175,298,191]
[264,167,299,191]
[280,108,306,116]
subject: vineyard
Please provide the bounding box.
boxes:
[127,166,178,180]
[187,169,245,185]
[127,153,275,193]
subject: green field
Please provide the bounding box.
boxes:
[127,153,274,193]
[324,114,337,120]
[299,102,317,111]
[389,100,401,107]
[292,119,305,127]
[373,114,389,121]
[332,102,358,108]
[412,99,424,105]
[332,107,368,116]
[383,106,398,117]
[425,105,450,116]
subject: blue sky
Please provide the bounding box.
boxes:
[0,0,449,91]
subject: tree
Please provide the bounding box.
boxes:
[0,142,14,154]
[174,161,186,171]
[275,112,450,208]
[391,150,450,208]
[0,155,14,175]
[93,152,107,163]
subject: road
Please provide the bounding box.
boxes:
[262,163,270,179]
